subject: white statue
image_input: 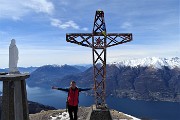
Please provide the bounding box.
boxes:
[9,39,19,74]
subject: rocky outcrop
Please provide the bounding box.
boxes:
[29,106,139,120]
[0,96,56,118]
[28,101,56,114]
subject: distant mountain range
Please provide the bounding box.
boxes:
[27,64,84,88]
[26,57,180,102]
[1,57,179,102]
[0,67,38,73]
[112,57,180,69]
[0,65,90,73]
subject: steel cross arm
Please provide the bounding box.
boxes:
[106,33,132,47]
[66,33,93,48]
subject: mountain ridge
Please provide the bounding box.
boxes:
[1,57,179,70]
[27,63,180,102]
[112,57,180,69]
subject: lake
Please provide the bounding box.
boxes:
[26,86,180,120]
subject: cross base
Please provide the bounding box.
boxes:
[86,105,113,120]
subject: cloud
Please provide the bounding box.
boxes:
[0,31,8,35]
[0,0,54,20]
[23,0,54,14]
[59,0,69,5]
[50,18,88,31]
[82,27,88,31]
[121,22,132,29]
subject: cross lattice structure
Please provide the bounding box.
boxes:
[66,10,132,109]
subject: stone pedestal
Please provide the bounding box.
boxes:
[86,105,113,120]
[0,73,30,120]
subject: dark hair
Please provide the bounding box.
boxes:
[71,81,76,84]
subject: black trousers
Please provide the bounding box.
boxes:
[68,105,78,120]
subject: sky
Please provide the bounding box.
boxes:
[0,0,179,68]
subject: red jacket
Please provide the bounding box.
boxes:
[57,87,91,106]
[67,87,79,106]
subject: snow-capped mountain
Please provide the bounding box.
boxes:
[112,57,180,69]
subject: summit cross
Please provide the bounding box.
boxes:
[66,10,132,109]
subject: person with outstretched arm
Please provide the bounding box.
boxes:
[52,81,92,120]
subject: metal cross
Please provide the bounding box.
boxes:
[66,10,132,109]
